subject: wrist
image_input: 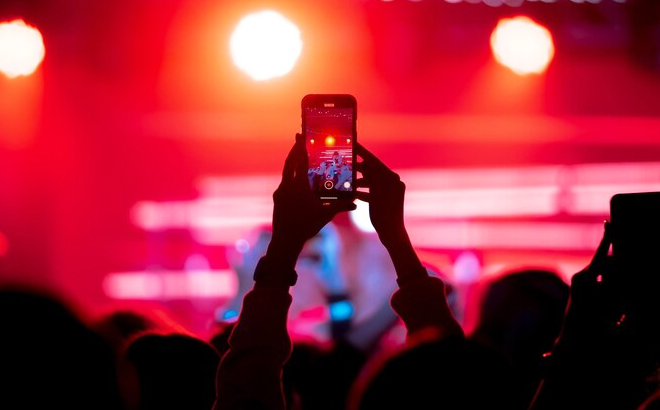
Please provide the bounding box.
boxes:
[253,255,298,287]
[378,226,411,250]
[265,238,304,269]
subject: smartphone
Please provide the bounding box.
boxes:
[301,94,357,205]
[610,191,660,271]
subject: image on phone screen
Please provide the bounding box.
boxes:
[304,106,355,199]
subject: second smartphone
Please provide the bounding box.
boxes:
[301,94,357,204]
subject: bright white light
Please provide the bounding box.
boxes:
[230,10,302,81]
[0,19,45,78]
[490,16,554,75]
[350,199,375,233]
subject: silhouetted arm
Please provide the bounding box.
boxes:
[214,134,355,410]
[528,221,649,410]
[355,143,463,340]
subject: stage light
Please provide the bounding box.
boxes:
[0,19,45,78]
[230,10,302,81]
[325,135,336,146]
[490,16,554,75]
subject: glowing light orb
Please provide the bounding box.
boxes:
[0,19,45,78]
[490,16,554,75]
[230,10,302,81]
[325,135,335,146]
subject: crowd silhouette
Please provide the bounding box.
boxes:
[1,132,660,410]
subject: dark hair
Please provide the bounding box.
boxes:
[0,285,124,410]
[125,332,221,410]
[348,335,517,410]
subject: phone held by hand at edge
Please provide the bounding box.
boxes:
[301,94,357,205]
[610,191,660,273]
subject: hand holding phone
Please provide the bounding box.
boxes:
[610,191,660,272]
[609,191,660,311]
[301,94,357,205]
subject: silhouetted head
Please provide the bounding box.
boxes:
[470,268,569,365]
[92,307,161,356]
[0,285,124,410]
[124,332,221,410]
[468,268,569,406]
[347,334,516,410]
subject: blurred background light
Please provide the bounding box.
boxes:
[490,16,554,75]
[0,19,45,78]
[230,10,302,81]
[0,0,656,337]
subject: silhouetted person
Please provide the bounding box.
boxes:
[92,307,161,358]
[213,133,355,410]
[467,268,569,409]
[344,142,516,409]
[530,220,660,410]
[0,284,125,410]
[124,331,221,410]
[216,206,401,409]
[214,135,480,409]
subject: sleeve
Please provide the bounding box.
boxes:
[213,287,293,410]
[390,276,464,341]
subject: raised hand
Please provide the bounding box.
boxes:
[354,143,428,286]
[267,134,356,267]
[354,143,406,248]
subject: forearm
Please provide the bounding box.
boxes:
[214,254,297,410]
[214,286,293,410]
[529,331,648,410]
[391,275,464,339]
[378,226,463,339]
[379,227,428,287]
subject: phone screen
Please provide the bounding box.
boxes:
[302,94,357,203]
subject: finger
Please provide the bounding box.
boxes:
[354,177,368,188]
[323,201,357,219]
[355,142,373,161]
[588,220,613,272]
[355,191,370,203]
[281,141,298,180]
[337,201,357,212]
[355,142,385,168]
[355,144,377,168]
[354,161,366,177]
[293,136,309,181]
